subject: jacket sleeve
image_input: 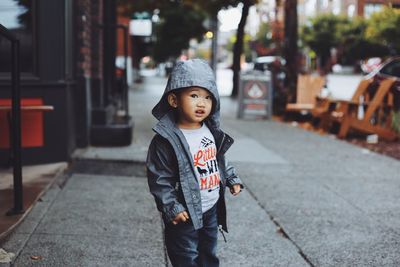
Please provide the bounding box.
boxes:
[146,135,186,223]
[224,157,244,189]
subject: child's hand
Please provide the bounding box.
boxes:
[230,184,242,196]
[172,211,190,225]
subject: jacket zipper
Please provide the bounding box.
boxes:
[217,132,226,155]
[219,225,227,242]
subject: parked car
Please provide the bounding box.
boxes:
[365,57,400,109]
[253,56,285,72]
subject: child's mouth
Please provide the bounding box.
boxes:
[195,110,205,116]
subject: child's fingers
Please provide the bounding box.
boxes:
[182,211,190,220]
[180,212,189,222]
[172,212,189,225]
[230,185,242,195]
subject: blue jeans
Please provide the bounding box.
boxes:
[164,204,219,267]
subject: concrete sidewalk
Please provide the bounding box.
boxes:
[1,72,400,266]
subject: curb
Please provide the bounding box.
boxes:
[70,158,147,177]
[0,165,69,244]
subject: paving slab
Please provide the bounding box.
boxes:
[1,174,166,266]
[220,117,400,267]
[13,233,165,267]
[220,191,308,267]
[227,138,288,164]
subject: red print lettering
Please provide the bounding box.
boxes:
[214,174,220,185]
[200,177,207,190]
[200,173,221,190]
[194,150,205,167]
[208,176,215,188]
[193,147,216,167]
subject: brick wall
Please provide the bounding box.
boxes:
[91,0,103,79]
[116,16,132,57]
[76,0,92,78]
[75,0,104,79]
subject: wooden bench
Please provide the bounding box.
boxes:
[286,74,326,114]
[311,78,373,130]
[336,78,398,141]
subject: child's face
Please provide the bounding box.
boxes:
[168,87,213,129]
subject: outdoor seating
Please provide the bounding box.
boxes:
[285,74,326,114]
[335,78,398,141]
[311,78,373,130]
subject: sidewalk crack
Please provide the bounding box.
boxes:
[244,182,315,267]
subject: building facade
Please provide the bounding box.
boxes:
[0,0,132,165]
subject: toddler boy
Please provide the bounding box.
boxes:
[147,59,242,267]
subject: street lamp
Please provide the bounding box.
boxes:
[205,31,214,39]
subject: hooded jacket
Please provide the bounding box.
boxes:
[146,59,242,232]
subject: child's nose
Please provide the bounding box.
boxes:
[197,98,206,106]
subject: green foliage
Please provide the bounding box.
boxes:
[117,0,258,62]
[118,0,260,70]
[255,23,273,49]
[301,14,347,58]
[152,4,207,62]
[366,7,400,55]
[393,111,400,133]
[300,10,399,67]
[227,34,253,61]
[338,17,389,64]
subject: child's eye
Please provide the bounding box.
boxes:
[205,95,212,100]
[190,94,198,98]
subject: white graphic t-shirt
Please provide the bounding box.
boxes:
[180,124,220,213]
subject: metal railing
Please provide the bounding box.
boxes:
[116,24,129,117]
[0,23,24,215]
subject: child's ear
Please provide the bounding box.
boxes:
[167,93,178,108]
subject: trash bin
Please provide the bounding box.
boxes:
[237,70,273,119]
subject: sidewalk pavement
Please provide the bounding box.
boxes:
[0,163,67,240]
[1,72,400,266]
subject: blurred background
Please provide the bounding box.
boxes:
[0,0,399,165]
[1,2,400,265]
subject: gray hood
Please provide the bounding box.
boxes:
[152,59,220,128]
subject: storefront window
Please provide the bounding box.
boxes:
[0,0,34,73]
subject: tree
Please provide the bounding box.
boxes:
[118,0,258,98]
[283,0,298,103]
[117,1,208,63]
[152,4,207,62]
[366,7,400,55]
[231,0,256,98]
[187,0,258,98]
[338,17,389,65]
[227,34,253,61]
[301,14,347,74]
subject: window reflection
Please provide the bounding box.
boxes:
[0,0,33,73]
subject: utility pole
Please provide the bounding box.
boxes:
[210,15,219,77]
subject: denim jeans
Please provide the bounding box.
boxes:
[164,204,219,267]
